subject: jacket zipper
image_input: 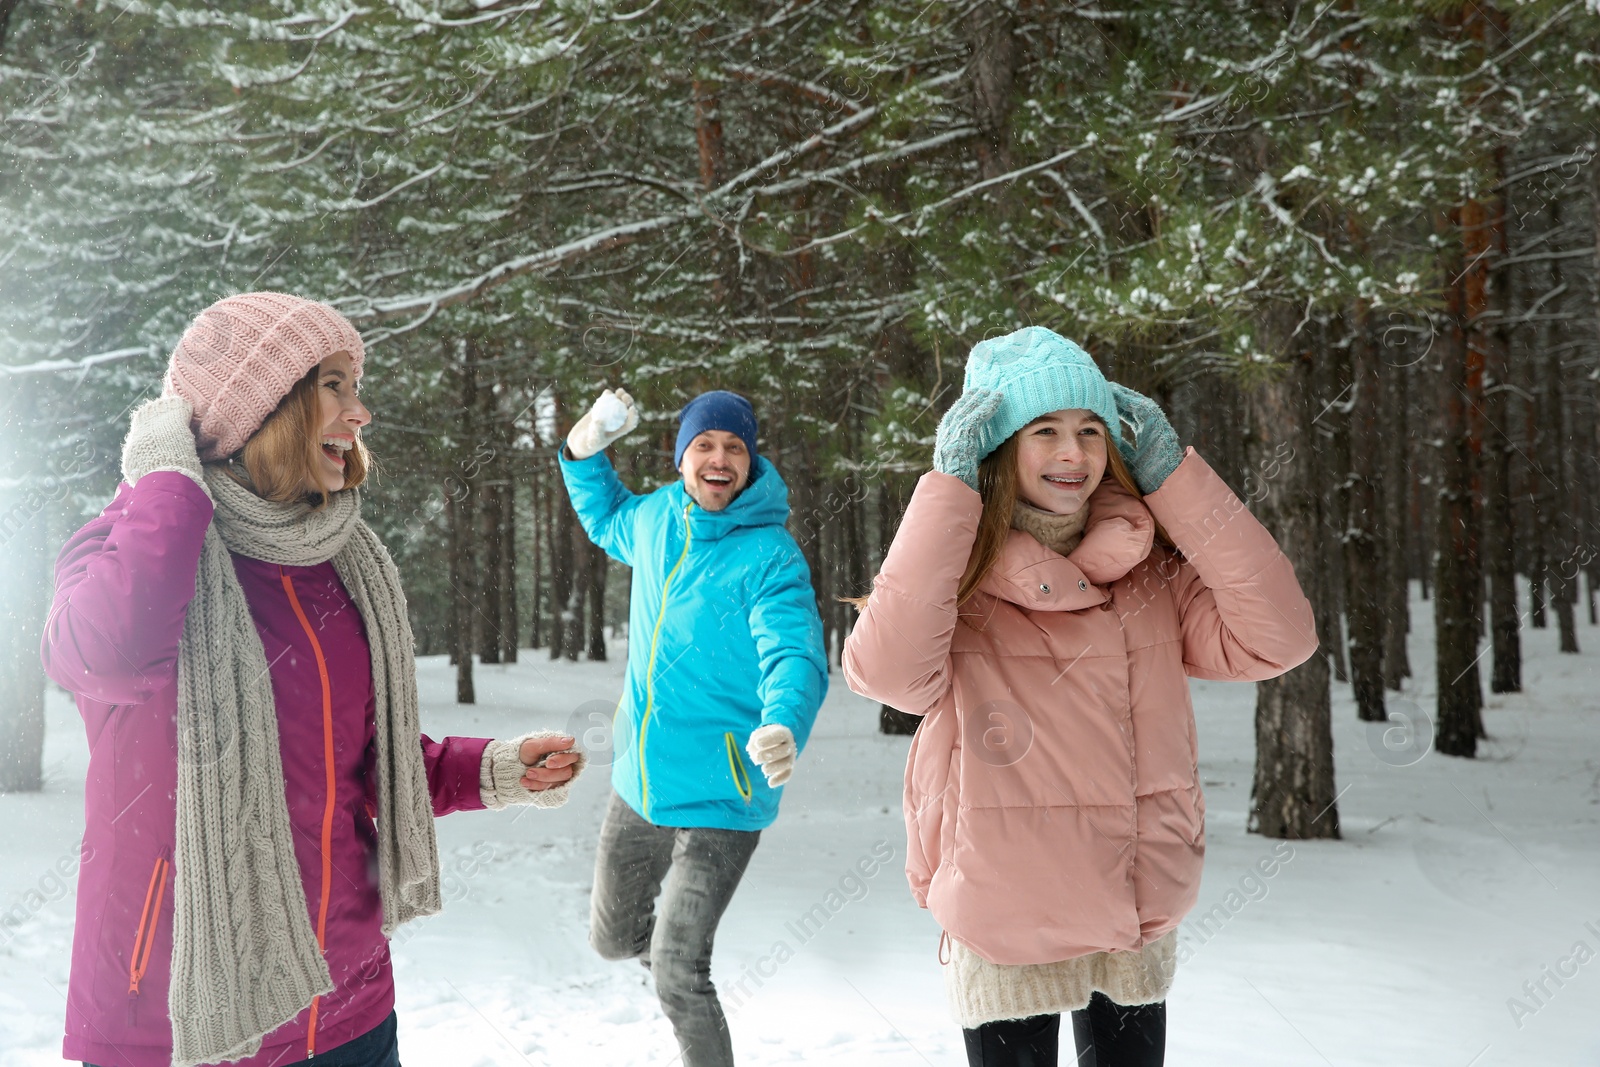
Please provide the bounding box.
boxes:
[280,569,336,1059]
[724,733,753,803]
[127,854,169,1022]
[639,502,694,820]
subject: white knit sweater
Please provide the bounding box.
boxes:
[945,931,1178,1028]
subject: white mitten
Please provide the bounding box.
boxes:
[121,396,211,497]
[745,724,796,788]
[565,388,640,460]
[479,730,587,810]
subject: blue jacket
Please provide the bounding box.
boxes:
[558,449,828,830]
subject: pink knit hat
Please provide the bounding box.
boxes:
[163,291,366,461]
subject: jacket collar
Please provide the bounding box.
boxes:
[975,477,1155,612]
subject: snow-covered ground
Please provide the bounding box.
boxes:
[3,583,1598,1066]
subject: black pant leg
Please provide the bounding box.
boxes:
[962,1012,1062,1067]
[1069,992,1166,1067]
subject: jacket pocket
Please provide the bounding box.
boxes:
[724,733,753,803]
[128,854,169,995]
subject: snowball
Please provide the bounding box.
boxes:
[593,390,629,433]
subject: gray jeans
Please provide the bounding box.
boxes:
[590,791,761,1067]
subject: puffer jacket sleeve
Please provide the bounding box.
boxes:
[557,447,644,567]
[40,472,214,706]
[1142,447,1320,681]
[747,535,829,750]
[841,470,983,716]
[420,733,492,816]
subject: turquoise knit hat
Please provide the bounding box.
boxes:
[963,326,1122,461]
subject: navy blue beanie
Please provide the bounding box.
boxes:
[674,390,759,467]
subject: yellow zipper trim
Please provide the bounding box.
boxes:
[639,502,694,820]
[725,732,753,803]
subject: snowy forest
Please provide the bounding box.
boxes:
[2,2,1599,1064]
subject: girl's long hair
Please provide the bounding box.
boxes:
[845,422,1169,611]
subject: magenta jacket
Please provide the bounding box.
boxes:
[41,472,491,1067]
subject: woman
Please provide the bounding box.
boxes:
[41,292,585,1067]
[841,326,1318,1067]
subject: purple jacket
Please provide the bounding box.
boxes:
[41,472,490,1067]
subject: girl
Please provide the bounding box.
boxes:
[41,292,585,1067]
[842,326,1318,1067]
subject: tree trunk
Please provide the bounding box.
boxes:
[841,462,868,660]
[1482,185,1520,693]
[790,435,827,642]
[1343,305,1386,720]
[1248,309,1339,840]
[1523,291,1548,630]
[1380,335,1412,690]
[528,462,545,650]
[875,474,921,735]
[692,77,724,189]
[499,480,518,663]
[450,338,478,703]
[821,498,842,667]
[1434,206,1484,757]
[550,464,575,662]
[564,531,588,663]
[473,351,505,664]
[477,478,504,665]
[1312,322,1349,685]
[0,0,22,57]
[0,485,47,792]
[1587,152,1600,628]
[1415,343,1437,607]
[586,540,608,661]
[966,1,1017,182]
[870,164,936,736]
[1538,198,1580,654]
[448,489,476,705]
[1529,545,1547,626]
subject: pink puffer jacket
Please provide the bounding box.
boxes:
[842,448,1317,966]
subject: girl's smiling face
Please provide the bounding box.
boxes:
[1012,408,1108,515]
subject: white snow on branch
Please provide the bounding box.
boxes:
[1,346,160,377]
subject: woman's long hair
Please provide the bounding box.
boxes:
[211,364,374,507]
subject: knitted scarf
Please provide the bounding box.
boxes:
[1010,497,1091,557]
[168,468,439,1067]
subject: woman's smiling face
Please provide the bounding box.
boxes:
[1012,408,1108,515]
[309,351,370,495]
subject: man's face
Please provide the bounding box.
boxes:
[678,430,752,511]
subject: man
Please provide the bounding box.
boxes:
[559,387,828,1067]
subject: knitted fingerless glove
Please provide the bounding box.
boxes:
[479,730,586,810]
[121,396,211,497]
